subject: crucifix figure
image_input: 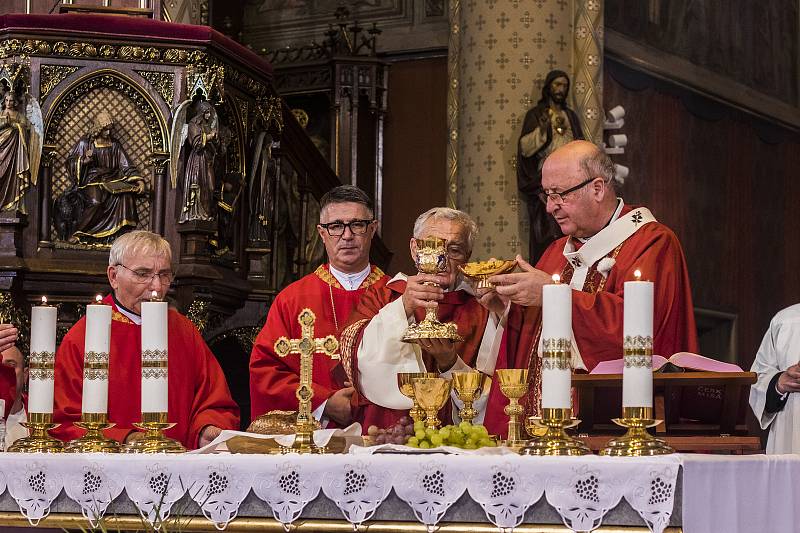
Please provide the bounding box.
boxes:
[274,308,339,453]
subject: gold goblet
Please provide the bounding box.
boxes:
[398,372,439,424]
[402,237,463,343]
[452,371,485,425]
[412,377,451,429]
[458,259,517,289]
[496,368,529,449]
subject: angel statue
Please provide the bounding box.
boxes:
[170,99,218,223]
[0,90,42,214]
[64,111,145,244]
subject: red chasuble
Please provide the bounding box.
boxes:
[52,295,239,449]
[249,264,388,420]
[339,278,490,430]
[482,205,698,436]
[0,364,14,418]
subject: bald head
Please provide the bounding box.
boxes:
[541,140,618,238]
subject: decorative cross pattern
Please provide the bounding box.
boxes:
[631,212,643,227]
[274,309,339,452]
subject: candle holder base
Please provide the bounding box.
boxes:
[278,424,326,455]
[125,421,186,454]
[600,407,675,456]
[65,420,121,453]
[8,414,64,453]
[521,409,591,456]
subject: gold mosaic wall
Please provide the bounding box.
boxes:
[450,0,603,260]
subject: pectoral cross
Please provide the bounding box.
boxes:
[274,308,339,453]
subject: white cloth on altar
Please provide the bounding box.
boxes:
[356,273,505,421]
[4,405,27,449]
[749,304,800,453]
[681,453,800,533]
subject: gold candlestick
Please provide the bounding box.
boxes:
[124,412,185,453]
[398,372,438,424]
[273,308,340,454]
[412,377,451,429]
[8,412,64,453]
[402,237,463,343]
[452,370,485,424]
[600,406,675,456]
[65,413,121,453]
[496,368,529,449]
[521,408,592,456]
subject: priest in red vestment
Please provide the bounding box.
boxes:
[52,230,239,449]
[249,185,388,428]
[340,207,505,430]
[479,140,698,435]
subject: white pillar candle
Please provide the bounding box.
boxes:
[29,297,57,414]
[541,274,573,409]
[81,297,112,414]
[141,297,168,414]
[622,270,654,408]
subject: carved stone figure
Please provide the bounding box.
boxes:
[517,70,585,260]
[247,131,275,244]
[176,100,218,223]
[64,112,144,244]
[0,90,42,214]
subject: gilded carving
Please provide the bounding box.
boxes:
[136,70,176,106]
[255,95,284,133]
[44,71,167,152]
[186,62,225,101]
[39,65,80,99]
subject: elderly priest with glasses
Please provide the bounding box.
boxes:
[249,185,388,428]
[52,230,239,449]
[476,140,698,434]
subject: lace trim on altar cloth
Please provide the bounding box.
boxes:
[0,454,680,532]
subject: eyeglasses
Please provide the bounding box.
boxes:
[537,176,598,205]
[115,264,174,284]
[319,219,374,237]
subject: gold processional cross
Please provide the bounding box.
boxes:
[274,308,339,453]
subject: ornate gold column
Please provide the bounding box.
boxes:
[448,0,604,259]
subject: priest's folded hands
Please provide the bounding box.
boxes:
[488,254,553,307]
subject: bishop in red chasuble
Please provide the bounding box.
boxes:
[249,185,388,427]
[480,141,698,436]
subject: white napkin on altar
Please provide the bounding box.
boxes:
[349,442,518,455]
[189,423,363,454]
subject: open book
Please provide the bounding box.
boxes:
[591,352,743,374]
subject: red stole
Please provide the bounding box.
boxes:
[249,264,388,421]
[52,294,240,449]
[0,364,14,418]
[340,278,490,431]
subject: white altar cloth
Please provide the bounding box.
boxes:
[0,452,680,532]
[681,454,800,533]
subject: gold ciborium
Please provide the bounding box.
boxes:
[402,237,464,343]
[496,368,529,449]
[452,371,486,425]
[398,372,439,424]
[412,376,451,429]
[458,259,517,289]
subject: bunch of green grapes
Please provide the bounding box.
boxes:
[406,420,497,449]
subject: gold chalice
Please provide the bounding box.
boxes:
[452,370,486,425]
[402,237,464,343]
[496,368,529,449]
[412,376,451,429]
[398,372,439,424]
[458,259,517,289]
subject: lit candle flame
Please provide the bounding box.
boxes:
[95,294,102,303]
[41,295,47,305]
[634,269,642,281]
[552,273,561,284]
[151,290,158,299]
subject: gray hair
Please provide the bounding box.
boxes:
[108,230,172,266]
[413,207,479,253]
[579,147,619,192]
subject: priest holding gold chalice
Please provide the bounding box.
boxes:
[340,207,513,431]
